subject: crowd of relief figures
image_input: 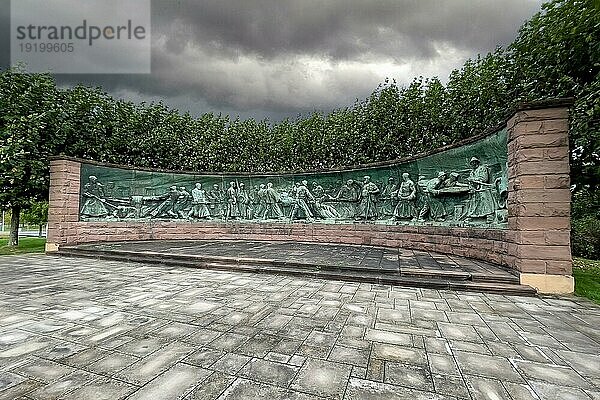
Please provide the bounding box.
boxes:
[80,157,508,226]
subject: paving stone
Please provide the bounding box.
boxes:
[0,378,43,400]
[502,382,540,400]
[371,343,427,366]
[182,301,219,314]
[115,341,194,385]
[211,352,251,374]
[328,344,370,367]
[185,329,222,345]
[374,322,436,337]
[350,366,367,379]
[238,334,281,357]
[437,322,482,342]
[0,371,25,391]
[412,308,448,322]
[344,377,450,399]
[424,337,452,355]
[555,349,600,377]
[151,322,198,340]
[454,351,523,382]
[63,347,109,368]
[428,353,460,375]
[518,330,567,349]
[305,330,337,348]
[87,352,139,376]
[346,314,374,327]
[585,389,600,400]
[264,352,291,364]
[26,370,97,400]
[60,377,137,400]
[376,308,410,323]
[432,374,470,399]
[449,340,490,354]
[13,358,75,383]
[185,371,235,400]
[514,344,554,363]
[341,325,366,338]
[184,348,225,368]
[0,330,33,346]
[0,337,49,358]
[288,355,306,367]
[115,336,168,357]
[290,358,351,399]
[446,311,486,326]
[128,363,211,400]
[218,378,319,400]
[208,333,250,352]
[513,359,594,388]
[464,375,512,400]
[365,328,412,346]
[384,362,434,391]
[530,380,593,400]
[486,341,519,358]
[239,358,299,387]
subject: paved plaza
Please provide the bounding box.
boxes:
[0,254,599,400]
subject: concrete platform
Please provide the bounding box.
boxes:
[0,254,598,400]
[56,240,536,296]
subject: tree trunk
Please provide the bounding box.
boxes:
[8,206,20,247]
[38,224,43,237]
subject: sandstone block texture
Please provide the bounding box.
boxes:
[507,101,573,293]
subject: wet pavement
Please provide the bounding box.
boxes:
[0,254,599,400]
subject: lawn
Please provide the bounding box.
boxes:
[0,237,46,255]
[573,258,600,305]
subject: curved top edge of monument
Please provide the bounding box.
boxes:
[50,97,574,177]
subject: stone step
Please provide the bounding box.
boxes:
[54,247,535,296]
[56,246,520,284]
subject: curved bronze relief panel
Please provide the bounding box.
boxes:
[79,129,508,229]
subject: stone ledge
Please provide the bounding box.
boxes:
[520,273,574,294]
[45,242,59,252]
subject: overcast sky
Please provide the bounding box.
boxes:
[1,0,544,121]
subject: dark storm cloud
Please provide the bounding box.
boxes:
[151,0,540,61]
[1,0,543,120]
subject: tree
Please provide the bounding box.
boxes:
[508,0,599,191]
[21,201,48,237]
[0,66,61,246]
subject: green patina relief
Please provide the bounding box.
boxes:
[79,129,508,228]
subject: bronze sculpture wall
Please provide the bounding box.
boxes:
[78,129,508,229]
[47,100,575,293]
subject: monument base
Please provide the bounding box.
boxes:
[45,242,60,252]
[520,273,574,294]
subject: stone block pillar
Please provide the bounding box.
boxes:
[47,159,81,252]
[507,101,573,293]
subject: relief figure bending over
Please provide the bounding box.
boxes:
[418,172,447,222]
